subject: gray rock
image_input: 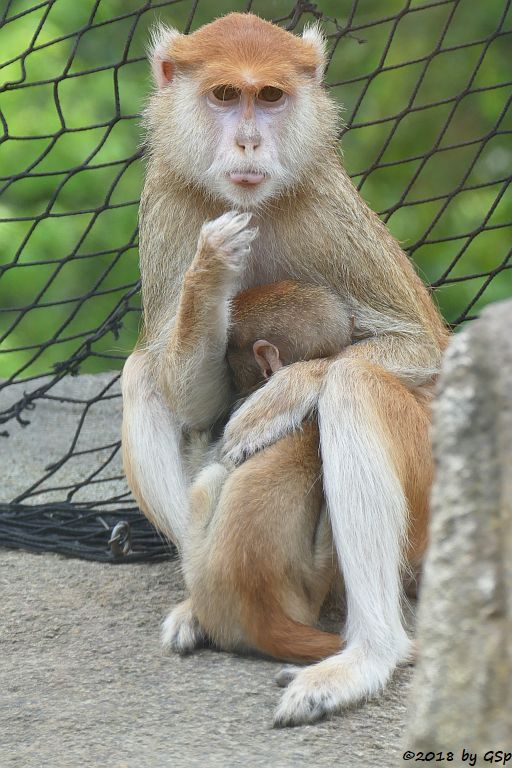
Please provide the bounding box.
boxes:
[405,299,512,757]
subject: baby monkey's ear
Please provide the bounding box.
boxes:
[148,23,181,88]
[253,340,282,379]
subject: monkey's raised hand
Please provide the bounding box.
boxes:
[222,358,330,464]
[189,211,258,287]
[159,212,258,430]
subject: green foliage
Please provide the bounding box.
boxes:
[1,0,510,380]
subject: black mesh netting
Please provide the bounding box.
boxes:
[0,0,511,562]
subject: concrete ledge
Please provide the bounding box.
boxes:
[1,372,414,767]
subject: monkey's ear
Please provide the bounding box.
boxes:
[253,340,282,379]
[148,23,181,88]
[301,23,328,83]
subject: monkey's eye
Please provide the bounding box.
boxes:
[258,86,285,103]
[211,85,240,103]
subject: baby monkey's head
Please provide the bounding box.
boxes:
[227,280,353,396]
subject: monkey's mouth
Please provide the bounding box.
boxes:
[228,171,266,186]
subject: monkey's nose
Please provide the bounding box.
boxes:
[236,136,260,151]
[235,124,261,151]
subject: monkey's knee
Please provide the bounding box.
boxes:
[189,462,229,527]
[323,356,389,393]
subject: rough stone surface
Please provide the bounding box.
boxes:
[0,551,415,768]
[1,373,414,767]
[405,299,512,757]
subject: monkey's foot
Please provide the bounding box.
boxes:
[161,599,204,655]
[275,665,301,688]
[273,647,399,727]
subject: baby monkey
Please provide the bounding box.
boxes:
[165,281,354,663]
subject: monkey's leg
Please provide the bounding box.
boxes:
[162,462,229,654]
[274,359,423,727]
[122,350,190,548]
[186,461,230,531]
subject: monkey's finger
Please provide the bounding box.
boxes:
[217,214,256,245]
[199,214,258,264]
[221,442,247,465]
[222,225,259,251]
[207,210,252,232]
[227,210,253,230]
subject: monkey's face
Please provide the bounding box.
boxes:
[145,15,339,209]
[199,84,299,208]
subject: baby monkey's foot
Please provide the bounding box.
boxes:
[161,599,204,655]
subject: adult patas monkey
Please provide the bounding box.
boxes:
[122,13,448,726]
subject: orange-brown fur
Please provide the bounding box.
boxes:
[325,358,434,567]
[171,256,230,355]
[124,13,449,721]
[228,280,354,395]
[183,281,352,662]
[185,423,341,662]
[183,282,432,662]
[168,14,322,94]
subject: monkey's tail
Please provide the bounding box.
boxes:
[243,596,343,664]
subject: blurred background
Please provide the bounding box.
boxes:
[1,0,511,381]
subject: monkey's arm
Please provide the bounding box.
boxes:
[222,358,329,463]
[341,331,443,385]
[157,212,258,430]
[222,331,441,463]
